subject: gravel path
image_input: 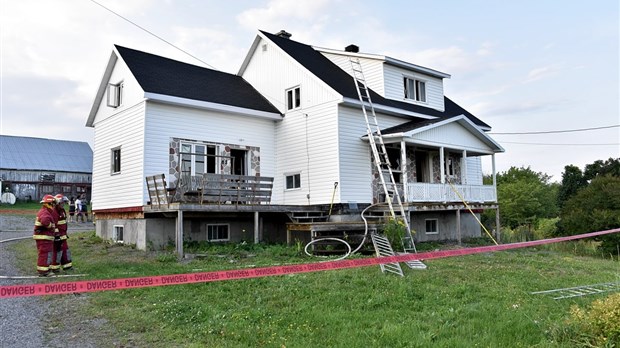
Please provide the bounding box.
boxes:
[0,214,102,348]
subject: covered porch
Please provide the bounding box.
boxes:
[368,115,505,205]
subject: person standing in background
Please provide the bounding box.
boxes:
[68,197,76,223]
[75,196,83,222]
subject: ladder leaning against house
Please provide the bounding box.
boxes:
[349,58,424,274]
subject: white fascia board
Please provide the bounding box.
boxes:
[314,46,386,61]
[342,97,436,120]
[238,35,261,76]
[144,93,283,121]
[404,115,504,152]
[85,51,118,127]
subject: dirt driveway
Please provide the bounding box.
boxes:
[0,213,106,347]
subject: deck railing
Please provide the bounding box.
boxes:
[407,182,496,203]
[177,173,274,205]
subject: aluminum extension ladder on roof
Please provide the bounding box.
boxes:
[531,282,620,300]
[348,57,416,253]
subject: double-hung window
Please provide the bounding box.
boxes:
[286,86,301,111]
[404,77,426,103]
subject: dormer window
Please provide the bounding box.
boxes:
[404,77,426,103]
[107,82,123,108]
[286,86,301,111]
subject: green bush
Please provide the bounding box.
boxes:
[552,293,620,346]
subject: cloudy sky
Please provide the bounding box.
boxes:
[1,0,618,181]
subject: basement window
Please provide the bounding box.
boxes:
[425,219,438,235]
[285,173,301,190]
[207,224,229,242]
[107,81,123,108]
[111,147,121,174]
[286,86,301,111]
[113,225,124,244]
[404,77,426,103]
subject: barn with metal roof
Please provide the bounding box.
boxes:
[0,135,93,202]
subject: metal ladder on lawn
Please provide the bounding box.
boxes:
[349,58,423,272]
[531,282,620,300]
[370,233,404,277]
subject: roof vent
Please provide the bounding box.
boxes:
[345,44,359,53]
[275,30,292,39]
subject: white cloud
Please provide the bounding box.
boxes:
[236,0,332,33]
[523,65,559,83]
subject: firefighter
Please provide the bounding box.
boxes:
[33,194,57,276]
[53,194,73,271]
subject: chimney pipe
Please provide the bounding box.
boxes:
[275,30,292,39]
[345,44,359,53]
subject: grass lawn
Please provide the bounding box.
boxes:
[8,231,620,347]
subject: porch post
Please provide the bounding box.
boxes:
[461,150,468,185]
[492,154,497,189]
[401,140,408,199]
[440,147,445,184]
[176,209,184,259]
[254,211,260,244]
[456,208,462,245]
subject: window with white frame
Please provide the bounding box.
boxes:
[107,81,123,108]
[180,143,218,176]
[403,77,426,103]
[286,86,301,111]
[111,147,121,174]
[207,224,229,242]
[285,173,301,190]
[425,219,438,235]
[113,225,124,243]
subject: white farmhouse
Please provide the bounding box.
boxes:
[86,30,504,254]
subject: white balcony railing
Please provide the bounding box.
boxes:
[407,183,496,203]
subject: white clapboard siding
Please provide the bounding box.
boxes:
[272,101,340,205]
[144,102,277,202]
[384,64,445,111]
[93,54,145,125]
[91,102,146,210]
[242,37,340,113]
[337,106,410,203]
[319,52,386,96]
[412,122,495,154]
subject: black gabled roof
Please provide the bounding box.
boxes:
[260,31,490,129]
[115,45,280,115]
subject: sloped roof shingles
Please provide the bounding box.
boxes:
[260,31,490,129]
[115,45,280,115]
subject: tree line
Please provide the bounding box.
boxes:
[483,157,620,255]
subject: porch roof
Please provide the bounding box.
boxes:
[375,115,505,154]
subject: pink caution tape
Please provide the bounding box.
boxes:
[1,228,618,299]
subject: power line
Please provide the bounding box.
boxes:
[489,124,619,135]
[500,141,620,146]
[89,0,217,70]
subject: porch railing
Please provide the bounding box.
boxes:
[407,182,496,203]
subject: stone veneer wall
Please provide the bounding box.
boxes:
[168,138,260,200]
